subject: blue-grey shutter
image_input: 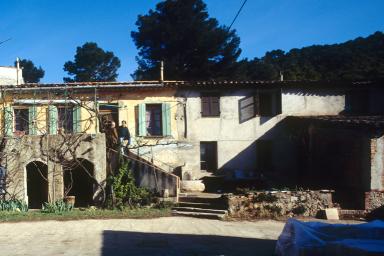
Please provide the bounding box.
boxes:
[161,103,171,136]
[28,106,37,135]
[4,106,13,136]
[72,105,81,133]
[138,103,146,136]
[48,105,58,134]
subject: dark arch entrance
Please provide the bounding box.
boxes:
[26,161,48,209]
[64,159,94,207]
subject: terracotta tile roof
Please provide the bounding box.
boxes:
[291,115,384,128]
[9,79,382,89]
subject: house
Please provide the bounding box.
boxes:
[0,65,24,85]
[0,80,383,211]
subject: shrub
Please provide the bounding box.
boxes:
[0,199,28,212]
[42,200,73,213]
[108,161,152,209]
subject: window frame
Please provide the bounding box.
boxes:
[13,107,30,135]
[145,103,163,137]
[201,93,221,117]
[57,105,74,133]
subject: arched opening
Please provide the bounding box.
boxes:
[64,159,94,207]
[26,161,48,209]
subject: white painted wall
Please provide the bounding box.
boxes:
[0,66,24,85]
[178,90,286,178]
[282,88,345,115]
[177,87,347,179]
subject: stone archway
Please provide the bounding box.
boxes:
[26,161,48,209]
[64,158,95,207]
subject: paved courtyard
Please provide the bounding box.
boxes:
[0,217,285,255]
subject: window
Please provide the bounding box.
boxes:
[98,104,119,133]
[146,104,162,136]
[136,103,171,137]
[239,96,257,123]
[259,90,281,116]
[58,106,73,133]
[14,108,29,134]
[238,90,282,122]
[200,141,218,172]
[201,94,220,117]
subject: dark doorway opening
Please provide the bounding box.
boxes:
[64,159,94,207]
[26,161,48,209]
[99,104,119,133]
[200,142,218,172]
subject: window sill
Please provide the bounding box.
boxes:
[201,115,221,118]
[140,135,173,139]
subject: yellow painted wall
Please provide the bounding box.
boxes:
[0,89,179,138]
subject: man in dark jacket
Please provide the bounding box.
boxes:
[118,120,131,154]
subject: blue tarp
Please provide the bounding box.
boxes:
[275,218,384,256]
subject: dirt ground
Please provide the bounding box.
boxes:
[0,217,285,256]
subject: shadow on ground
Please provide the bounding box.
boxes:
[102,230,276,256]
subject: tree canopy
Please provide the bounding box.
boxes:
[63,42,121,82]
[15,59,45,83]
[131,0,242,80]
[239,31,384,81]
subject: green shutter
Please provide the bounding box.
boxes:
[138,103,146,136]
[28,106,37,135]
[162,103,171,136]
[4,106,13,137]
[73,105,81,133]
[48,105,58,134]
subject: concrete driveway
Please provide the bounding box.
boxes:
[0,217,284,256]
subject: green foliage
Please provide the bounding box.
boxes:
[42,200,73,213]
[15,59,45,83]
[63,42,121,82]
[239,31,384,81]
[154,200,174,209]
[109,161,152,209]
[0,199,28,212]
[131,0,241,80]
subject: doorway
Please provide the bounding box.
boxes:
[64,159,95,207]
[26,161,48,209]
[200,142,218,172]
[99,104,119,132]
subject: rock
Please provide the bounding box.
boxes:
[181,180,205,192]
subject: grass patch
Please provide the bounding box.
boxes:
[0,207,172,223]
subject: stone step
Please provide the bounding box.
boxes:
[339,209,366,219]
[172,206,228,215]
[172,210,226,220]
[177,201,227,210]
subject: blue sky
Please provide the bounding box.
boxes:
[1,0,383,83]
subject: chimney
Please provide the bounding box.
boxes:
[16,57,20,85]
[160,61,164,82]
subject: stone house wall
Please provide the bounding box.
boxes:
[3,133,106,205]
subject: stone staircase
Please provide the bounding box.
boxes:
[172,193,228,220]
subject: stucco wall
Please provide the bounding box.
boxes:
[0,66,24,85]
[177,89,287,179]
[282,88,345,115]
